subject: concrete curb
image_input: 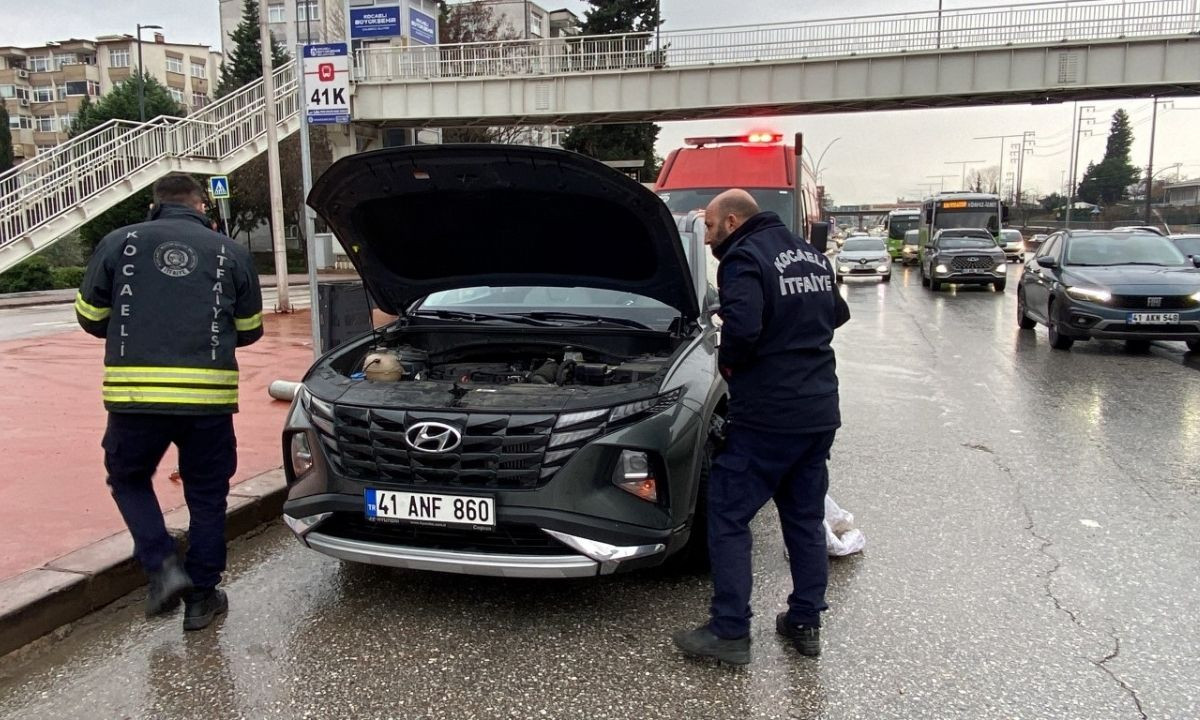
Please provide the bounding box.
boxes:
[0,468,288,659]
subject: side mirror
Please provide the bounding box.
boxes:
[809,222,830,254]
[1191,255,1200,269]
[1040,256,1059,269]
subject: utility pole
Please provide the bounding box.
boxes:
[1144,97,1159,225]
[1065,104,1096,228]
[945,160,986,191]
[926,174,956,193]
[1013,131,1035,219]
[261,0,290,311]
[135,23,162,122]
[975,132,1030,200]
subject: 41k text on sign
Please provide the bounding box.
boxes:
[303,43,350,125]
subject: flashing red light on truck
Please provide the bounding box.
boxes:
[683,133,784,147]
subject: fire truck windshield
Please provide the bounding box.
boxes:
[657,188,794,223]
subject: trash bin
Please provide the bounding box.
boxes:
[317,280,373,354]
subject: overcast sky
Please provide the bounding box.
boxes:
[6,0,1198,203]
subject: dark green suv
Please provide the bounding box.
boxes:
[280,146,728,578]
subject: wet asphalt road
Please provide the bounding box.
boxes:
[3,264,1200,719]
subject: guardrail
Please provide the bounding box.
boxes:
[355,0,1200,82]
[0,64,298,256]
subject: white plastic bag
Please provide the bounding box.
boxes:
[823,495,865,557]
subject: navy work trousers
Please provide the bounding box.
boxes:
[103,413,237,590]
[707,426,836,639]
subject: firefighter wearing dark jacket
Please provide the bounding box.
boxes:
[75,174,263,631]
[674,189,850,665]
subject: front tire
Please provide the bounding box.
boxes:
[993,280,1007,292]
[835,275,844,284]
[1188,339,1200,353]
[883,273,892,282]
[1017,290,1037,329]
[929,278,942,292]
[669,436,713,574]
[1047,301,1074,350]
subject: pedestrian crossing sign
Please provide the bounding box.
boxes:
[209,176,230,199]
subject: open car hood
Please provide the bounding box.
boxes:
[307,145,699,321]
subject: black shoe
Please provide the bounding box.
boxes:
[145,555,193,618]
[183,589,228,631]
[672,625,751,666]
[775,612,820,657]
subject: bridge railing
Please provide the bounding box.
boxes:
[355,0,1200,82]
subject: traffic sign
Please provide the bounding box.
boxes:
[303,43,351,125]
[209,175,230,199]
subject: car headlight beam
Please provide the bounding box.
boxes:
[935,264,948,274]
[1066,286,1112,304]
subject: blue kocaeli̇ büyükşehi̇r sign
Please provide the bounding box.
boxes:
[409,8,437,45]
[350,6,401,38]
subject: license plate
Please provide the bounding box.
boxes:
[365,489,496,528]
[1128,313,1179,325]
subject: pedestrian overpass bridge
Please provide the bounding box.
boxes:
[2,0,1198,273]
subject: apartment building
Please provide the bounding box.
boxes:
[478,1,581,40]
[1,34,221,162]
[219,0,442,55]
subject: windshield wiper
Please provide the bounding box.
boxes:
[411,309,555,326]
[517,311,653,330]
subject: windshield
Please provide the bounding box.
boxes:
[1065,234,1187,266]
[418,286,679,330]
[887,215,920,239]
[659,188,795,228]
[938,237,997,250]
[934,210,1000,234]
[842,239,886,252]
[904,231,920,245]
[1173,237,1200,256]
[1000,230,1022,243]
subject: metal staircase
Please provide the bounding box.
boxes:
[0,64,300,274]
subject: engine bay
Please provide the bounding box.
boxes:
[355,345,670,388]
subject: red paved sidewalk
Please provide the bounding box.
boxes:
[0,311,318,581]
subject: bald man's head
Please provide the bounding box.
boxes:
[704,189,761,250]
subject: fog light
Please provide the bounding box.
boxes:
[613,450,657,502]
[935,264,948,274]
[290,432,314,478]
[877,265,889,272]
[838,265,850,273]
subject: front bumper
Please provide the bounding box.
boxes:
[289,518,665,578]
[931,270,1006,285]
[1003,247,1024,261]
[1058,302,1200,341]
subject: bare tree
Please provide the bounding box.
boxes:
[967,166,1001,194]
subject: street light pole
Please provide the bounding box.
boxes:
[945,160,986,191]
[926,174,956,193]
[135,23,162,122]
[1144,97,1158,225]
[803,137,842,185]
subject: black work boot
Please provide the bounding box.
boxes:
[672,625,751,666]
[145,555,193,617]
[775,612,820,657]
[183,589,228,631]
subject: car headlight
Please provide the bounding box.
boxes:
[838,265,849,273]
[612,449,658,502]
[289,431,314,478]
[1190,290,1200,303]
[877,264,889,272]
[935,264,948,274]
[995,264,1006,273]
[1066,286,1112,304]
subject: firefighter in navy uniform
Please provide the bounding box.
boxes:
[75,174,263,631]
[673,189,850,665]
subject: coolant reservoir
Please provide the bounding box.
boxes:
[363,351,404,382]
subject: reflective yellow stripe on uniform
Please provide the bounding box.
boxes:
[102,386,239,405]
[234,313,263,332]
[74,292,111,321]
[103,366,239,386]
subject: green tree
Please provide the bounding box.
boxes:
[0,104,13,173]
[1076,109,1141,205]
[69,76,186,251]
[560,0,663,180]
[215,0,298,241]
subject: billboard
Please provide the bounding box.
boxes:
[350,6,401,38]
[409,8,437,45]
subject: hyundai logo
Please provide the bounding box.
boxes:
[405,421,462,453]
[968,256,979,262]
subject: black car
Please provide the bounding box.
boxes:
[1017,229,1200,351]
[280,145,730,578]
[1171,234,1200,260]
[920,228,1007,292]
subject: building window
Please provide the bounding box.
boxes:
[108,47,131,68]
[32,86,53,103]
[60,113,77,130]
[88,80,100,96]
[35,116,57,132]
[56,86,68,101]
[191,91,209,107]
[0,85,13,98]
[268,2,286,23]
[53,54,79,70]
[530,12,544,37]
[190,61,206,78]
[167,87,185,103]
[297,0,320,22]
[8,114,32,130]
[29,56,51,72]
[64,81,88,96]
[165,57,184,74]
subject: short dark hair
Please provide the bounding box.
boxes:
[153,174,206,206]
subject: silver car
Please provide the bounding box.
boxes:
[835,237,892,283]
[999,228,1024,263]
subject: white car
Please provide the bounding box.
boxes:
[835,237,892,283]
